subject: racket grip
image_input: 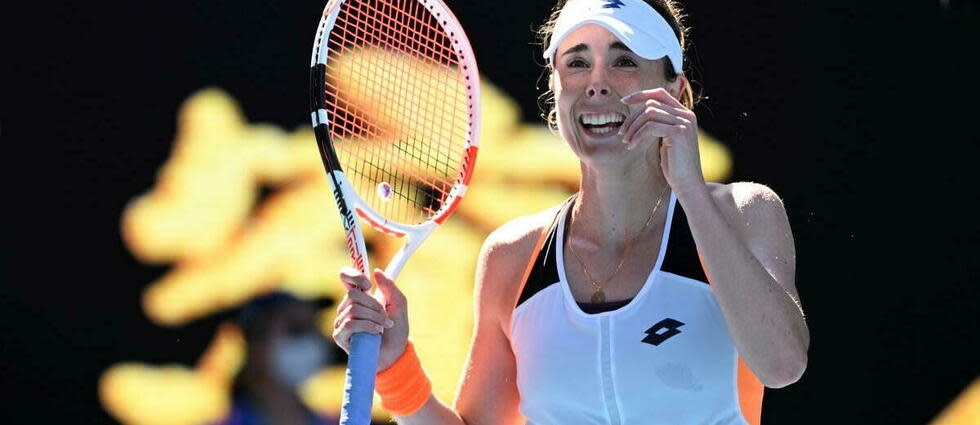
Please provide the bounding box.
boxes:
[340,332,382,425]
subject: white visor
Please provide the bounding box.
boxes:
[543,0,683,74]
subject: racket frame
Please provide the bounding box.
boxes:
[308,0,480,422]
[310,0,481,279]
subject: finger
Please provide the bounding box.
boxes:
[617,102,646,137]
[620,105,686,141]
[622,87,686,110]
[340,268,372,291]
[626,121,677,151]
[336,287,385,318]
[643,99,692,125]
[335,302,389,329]
[619,99,691,138]
[635,123,688,150]
[333,318,385,352]
[623,116,670,147]
[653,100,695,122]
[620,88,657,104]
[335,295,352,322]
[622,89,695,124]
[338,303,393,328]
[340,269,373,292]
[620,88,673,106]
[373,269,405,308]
[348,285,382,306]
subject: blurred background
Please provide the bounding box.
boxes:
[4,0,979,424]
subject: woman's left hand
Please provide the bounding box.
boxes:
[619,88,705,194]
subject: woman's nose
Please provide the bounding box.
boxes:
[586,86,610,97]
[586,69,611,97]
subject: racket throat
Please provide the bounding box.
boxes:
[384,225,436,280]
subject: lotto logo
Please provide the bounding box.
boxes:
[642,318,684,346]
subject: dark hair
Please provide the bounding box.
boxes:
[537,0,697,131]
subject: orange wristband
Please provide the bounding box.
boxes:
[375,341,431,417]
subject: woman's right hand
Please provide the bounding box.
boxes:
[333,267,410,372]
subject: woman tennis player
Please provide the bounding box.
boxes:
[332,0,810,423]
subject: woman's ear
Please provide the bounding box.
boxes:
[549,71,556,92]
[669,73,688,101]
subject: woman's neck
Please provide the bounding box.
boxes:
[574,159,670,247]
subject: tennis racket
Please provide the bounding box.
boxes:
[309,0,480,423]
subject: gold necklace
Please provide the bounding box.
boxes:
[566,184,669,303]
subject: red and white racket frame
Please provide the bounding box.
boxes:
[310,0,481,279]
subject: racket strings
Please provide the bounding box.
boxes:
[331,0,468,153]
[324,75,457,187]
[321,0,472,225]
[330,3,468,193]
[322,47,461,209]
[351,0,468,153]
[368,0,469,161]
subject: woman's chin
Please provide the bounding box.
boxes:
[578,128,629,152]
[578,138,638,163]
[572,130,660,167]
[561,126,645,163]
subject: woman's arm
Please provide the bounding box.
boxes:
[452,221,540,425]
[622,87,809,388]
[383,216,545,424]
[679,182,809,388]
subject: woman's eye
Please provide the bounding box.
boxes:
[568,59,588,68]
[616,57,637,67]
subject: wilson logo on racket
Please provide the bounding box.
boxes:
[642,318,685,346]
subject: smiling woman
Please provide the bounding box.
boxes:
[538,0,694,131]
[330,0,810,424]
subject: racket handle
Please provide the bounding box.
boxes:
[340,332,382,425]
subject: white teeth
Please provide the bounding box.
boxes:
[580,113,625,126]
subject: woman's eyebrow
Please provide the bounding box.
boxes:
[610,41,633,53]
[561,43,589,56]
[560,41,633,57]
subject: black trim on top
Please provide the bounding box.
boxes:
[515,198,574,308]
[312,124,343,173]
[660,200,709,284]
[515,195,711,313]
[577,299,632,314]
[310,62,344,174]
[310,64,327,112]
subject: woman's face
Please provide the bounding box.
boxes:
[552,24,679,164]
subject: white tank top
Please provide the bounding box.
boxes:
[510,193,761,425]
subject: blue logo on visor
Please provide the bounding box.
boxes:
[602,0,625,8]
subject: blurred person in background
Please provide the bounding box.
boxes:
[218,292,337,425]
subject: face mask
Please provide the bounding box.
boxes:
[272,333,327,389]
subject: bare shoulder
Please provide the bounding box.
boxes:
[481,206,561,267]
[705,182,794,266]
[474,204,564,321]
[707,182,797,292]
[707,182,787,222]
[708,181,783,208]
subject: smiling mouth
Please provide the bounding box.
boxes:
[579,112,626,136]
